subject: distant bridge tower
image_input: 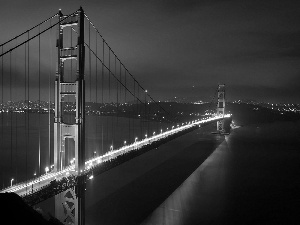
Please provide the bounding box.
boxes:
[217,84,225,132]
[54,7,85,225]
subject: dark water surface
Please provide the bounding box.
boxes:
[4,114,300,225]
[142,120,300,225]
[36,123,222,223]
[84,124,223,225]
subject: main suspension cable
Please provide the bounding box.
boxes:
[0,13,58,48]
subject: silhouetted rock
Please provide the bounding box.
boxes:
[0,193,63,225]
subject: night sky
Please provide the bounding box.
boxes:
[1,0,300,103]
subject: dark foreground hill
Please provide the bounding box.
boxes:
[0,193,62,225]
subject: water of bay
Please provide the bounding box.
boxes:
[141,120,300,225]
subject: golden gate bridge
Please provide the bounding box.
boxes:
[0,7,231,225]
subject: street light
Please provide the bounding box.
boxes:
[123,141,127,153]
[153,131,155,136]
[11,178,14,187]
[134,137,138,150]
[94,151,96,158]
[145,134,147,139]
[110,145,113,151]
[45,166,49,174]
[32,173,36,193]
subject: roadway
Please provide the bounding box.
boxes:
[0,115,230,196]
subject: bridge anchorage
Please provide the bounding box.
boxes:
[54,7,85,225]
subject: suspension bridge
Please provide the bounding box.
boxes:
[0,7,231,225]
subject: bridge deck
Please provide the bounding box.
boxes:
[1,115,230,197]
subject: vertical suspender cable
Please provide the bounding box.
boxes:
[89,22,92,155]
[115,56,118,144]
[102,39,104,155]
[119,62,121,104]
[118,60,122,141]
[89,22,91,103]
[102,39,104,105]
[144,90,146,135]
[48,19,52,168]
[1,46,3,188]
[95,30,98,156]
[138,85,142,136]
[125,70,130,142]
[108,48,110,103]
[133,79,135,139]
[108,44,111,149]
[27,31,30,192]
[124,68,126,103]
[111,54,114,147]
[38,25,41,179]
[25,39,27,194]
[147,94,149,136]
[10,51,13,178]
[95,33,98,104]
[15,38,18,183]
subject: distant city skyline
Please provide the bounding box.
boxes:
[0,0,300,103]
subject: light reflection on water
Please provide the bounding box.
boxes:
[141,135,231,225]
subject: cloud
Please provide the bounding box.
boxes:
[1,0,300,103]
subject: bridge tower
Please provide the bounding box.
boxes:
[54,7,85,225]
[216,84,225,132]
